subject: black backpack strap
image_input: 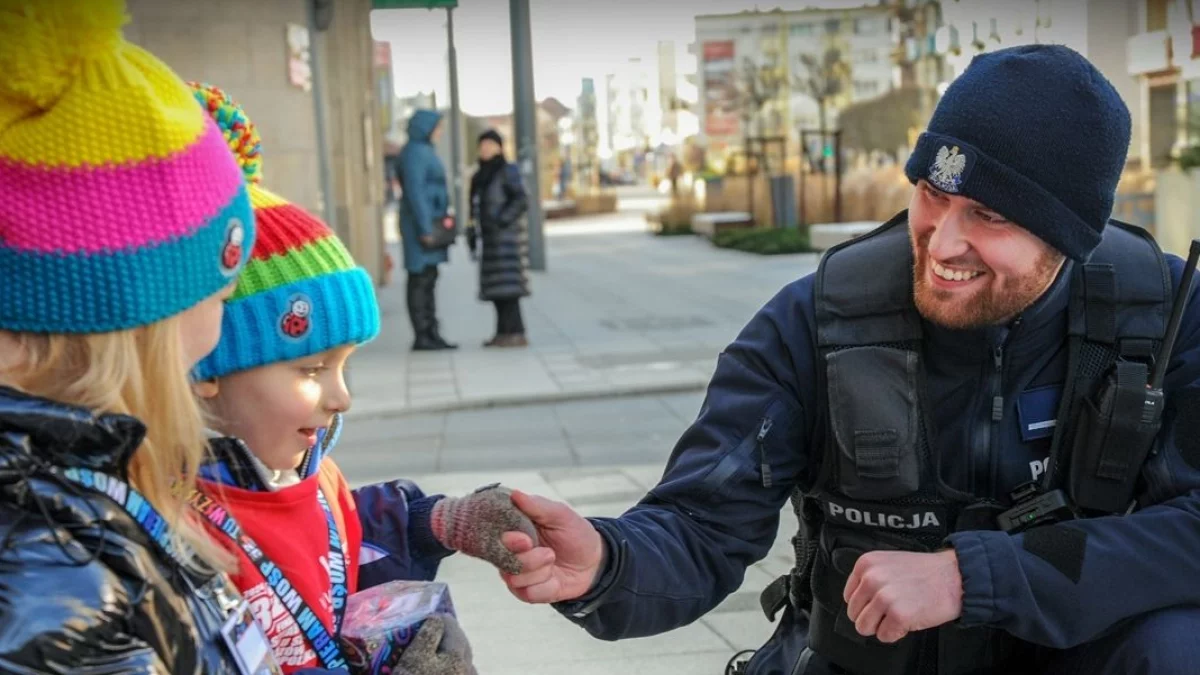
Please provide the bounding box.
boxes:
[1083,261,1117,345]
[1043,221,1171,493]
[813,211,922,348]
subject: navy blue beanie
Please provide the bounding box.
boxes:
[905,45,1131,261]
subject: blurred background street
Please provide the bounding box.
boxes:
[339,188,814,673]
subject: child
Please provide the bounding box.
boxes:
[189,84,535,674]
[0,1,267,672]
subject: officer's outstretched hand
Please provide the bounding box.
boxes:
[499,490,605,604]
[843,549,964,644]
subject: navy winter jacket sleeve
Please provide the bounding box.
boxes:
[949,254,1200,648]
[554,278,820,638]
[352,480,453,589]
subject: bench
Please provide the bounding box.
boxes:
[809,221,878,250]
[691,211,754,238]
[543,199,579,219]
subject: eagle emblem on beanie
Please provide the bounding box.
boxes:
[929,145,967,193]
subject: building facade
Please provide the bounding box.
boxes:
[926,0,1144,166]
[575,78,601,189]
[1126,0,1200,169]
[658,41,680,145]
[606,58,653,155]
[126,0,389,283]
[693,6,895,154]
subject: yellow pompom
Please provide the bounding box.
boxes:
[0,0,129,110]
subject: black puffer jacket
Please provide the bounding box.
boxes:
[470,161,530,301]
[0,387,246,674]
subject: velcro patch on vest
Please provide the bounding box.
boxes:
[822,497,947,534]
[1023,524,1087,584]
[1017,385,1062,442]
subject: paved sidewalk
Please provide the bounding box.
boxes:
[338,390,798,674]
[347,193,820,418]
[332,192,815,672]
[335,391,705,477]
[350,460,800,675]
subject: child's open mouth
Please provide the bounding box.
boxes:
[298,428,318,447]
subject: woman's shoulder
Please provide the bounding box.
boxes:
[0,500,145,665]
[0,498,119,579]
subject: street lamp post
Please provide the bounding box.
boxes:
[510,0,546,271]
[447,6,465,229]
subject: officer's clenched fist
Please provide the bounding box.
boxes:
[843,549,964,643]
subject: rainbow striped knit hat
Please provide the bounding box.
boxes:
[191,84,379,382]
[0,0,255,332]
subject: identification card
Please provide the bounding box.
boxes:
[221,600,283,675]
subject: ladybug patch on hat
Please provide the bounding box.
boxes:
[220,218,246,276]
[929,145,970,194]
[280,294,313,340]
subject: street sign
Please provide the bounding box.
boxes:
[371,0,457,8]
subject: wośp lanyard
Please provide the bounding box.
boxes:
[189,487,349,671]
[59,468,287,675]
[60,466,198,569]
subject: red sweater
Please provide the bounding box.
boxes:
[198,460,362,673]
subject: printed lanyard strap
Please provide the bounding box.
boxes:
[189,488,348,671]
[60,467,197,569]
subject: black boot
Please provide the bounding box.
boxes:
[425,267,457,350]
[408,269,445,351]
[430,326,458,350]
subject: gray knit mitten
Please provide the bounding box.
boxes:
[430,484,539,574]
[394,614,476,675]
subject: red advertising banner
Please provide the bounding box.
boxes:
[703,40,739,137]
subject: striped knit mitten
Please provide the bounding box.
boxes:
[430,484,539,575]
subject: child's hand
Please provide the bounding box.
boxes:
[430,485,539,574]
[394,614,475,675]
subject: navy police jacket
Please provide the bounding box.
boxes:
[553,237,1200,673]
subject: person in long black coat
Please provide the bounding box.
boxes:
[468,130,531,347]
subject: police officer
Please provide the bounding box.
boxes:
[496,45,1200,675]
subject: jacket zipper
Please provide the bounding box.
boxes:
[758,417,776,488]
[979,319,1019,497]
[991,345,1005,423]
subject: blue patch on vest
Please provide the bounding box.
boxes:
[1018,385,1062,442]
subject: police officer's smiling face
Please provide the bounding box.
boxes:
[909,180,1065,330]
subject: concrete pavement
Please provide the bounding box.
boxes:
[336,391,705,478]
[333,192,817,673]
[393,461,802,675]
[336,391,801,674]
[347,189,820,417]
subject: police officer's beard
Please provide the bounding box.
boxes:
[911,234,1063,330]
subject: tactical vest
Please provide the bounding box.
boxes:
[759,213,1172,675]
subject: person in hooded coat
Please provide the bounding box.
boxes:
[468,129,531,347]
[397,109,456,351]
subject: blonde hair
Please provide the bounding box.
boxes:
[5,318,232,570]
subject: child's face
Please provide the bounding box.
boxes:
[206,345,356,471]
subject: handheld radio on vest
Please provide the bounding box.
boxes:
[1066,239,1200,514]
[1000,239,1200,532]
